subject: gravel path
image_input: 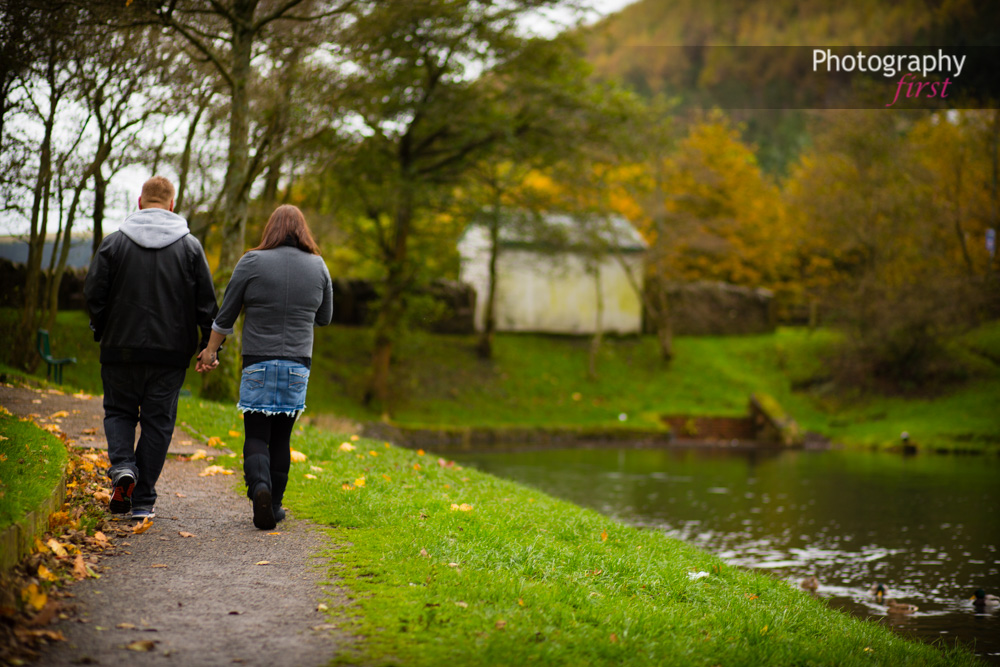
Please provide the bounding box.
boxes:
[0,384,357,666]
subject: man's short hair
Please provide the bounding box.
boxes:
[140,176,175,208]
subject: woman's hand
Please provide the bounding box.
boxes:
[196,348,219,373]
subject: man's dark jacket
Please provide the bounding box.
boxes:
[84,208,218,368]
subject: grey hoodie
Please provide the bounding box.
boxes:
[119,208,190,249]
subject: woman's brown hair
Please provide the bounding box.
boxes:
[249,204,321,255]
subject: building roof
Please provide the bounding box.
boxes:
[463,210,648,254]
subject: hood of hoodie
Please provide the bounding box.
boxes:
[119,208,189,249]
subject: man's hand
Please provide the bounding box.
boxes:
[196,348,219,373]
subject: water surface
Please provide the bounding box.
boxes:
[452,447,1000,662]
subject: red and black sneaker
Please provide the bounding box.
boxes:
[109,471,135,514]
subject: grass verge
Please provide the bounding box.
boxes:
[175,397,981,666]
[4,309,999,451]
[0,407,68,533]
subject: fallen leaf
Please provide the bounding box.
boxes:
[600,530,608,542]
[206,436,225,448]
[36,565,58,582]
[124,640,157,652]
[93,489,111,503]
[228,430,241,437]
[449,503,472,512]
[417,449,425,456]
[420,548,429,557]
[316,603,329,611]
[455,601,468,608]
[72,555,89,580]
[350,435,360,441]
[495,619,507,630]
[448,562,459,568]
[267,532,282,536]
[255,561,270,566]
[354,477,366,487]
[22,584,47,611]
[310,466,324,472]
[178,532,195,538]
[341,484,353,490]
[150,564,168,568]
[189,449,208,461]
[290,449,307,462]
[368,450,378,457]
[382,473,391,482]
[175,492,187,498]
[338,442,355,452]
[46,538,68,557]
[93,531,109,545]
[81,427,97,435]
[412,463,421,471]
[304,474,317,480]
[49,410,69,419]
[132,519,154,535]
[610,633,619,643]
[117,623,136,629]
[198,465,233,477]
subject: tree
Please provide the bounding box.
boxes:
[325,1,600,408]
[123,0,352,399]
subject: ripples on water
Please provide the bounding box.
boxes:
[453,447,1000,662]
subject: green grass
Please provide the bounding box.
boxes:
[3,309,999,451]
[174,398,981,667]
[0,408,69,532]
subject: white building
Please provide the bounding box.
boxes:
[458,212,647,335]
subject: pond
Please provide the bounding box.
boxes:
[451,446,1000,663]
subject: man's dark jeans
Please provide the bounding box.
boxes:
[102,363,186,510]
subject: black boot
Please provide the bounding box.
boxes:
[244,454,275,530]
[271,471,288,523]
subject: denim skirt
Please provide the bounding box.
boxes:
[238,359,310,417]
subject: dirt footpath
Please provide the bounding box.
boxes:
[0,384,356,666]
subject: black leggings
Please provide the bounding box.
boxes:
[242,412,296,474]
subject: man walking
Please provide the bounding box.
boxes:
[84,176,218,520]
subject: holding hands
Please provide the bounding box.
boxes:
[196,348,219,373]
[197,330,226,374]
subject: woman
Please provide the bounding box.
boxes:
[198,205,333,530]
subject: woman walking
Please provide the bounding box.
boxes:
[197,205,333,529]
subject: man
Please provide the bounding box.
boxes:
[84,176,218,520]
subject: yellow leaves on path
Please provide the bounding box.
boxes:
[450,503,473,512]
[72,554,96,580]
[93,488,111,504]
[255,561,270,566]
[124,640,158,652]
[198,465,233,477]
[338,442,356,452]
[189,449,208,461]
[46,538,69,557]
[178,531,196,538]
[150,564,168,568]
[72,391,92,400]
[36,565,58,582]
[81,427,98,435]
[290,449,307,462]
[21,584,47,611]
[206,436,226,448]
[48,410,69,419]
[132,518,153,535]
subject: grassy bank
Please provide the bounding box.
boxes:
[0,407,68,533]
[3,309,999,451]
[174,398,980,666]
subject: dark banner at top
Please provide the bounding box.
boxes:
[622,46,1000,109]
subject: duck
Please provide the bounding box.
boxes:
[885,598,919,614]
[870,583,887,603]
[800,576,820,592]
[972,589,999,611]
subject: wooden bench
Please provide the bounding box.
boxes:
[36,329,76,385]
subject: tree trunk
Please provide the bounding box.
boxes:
[202,21,254,403]
[364,180,414,409]
[476,207,501,359]
[92,168,107,257]
[175,102,205,217]
[45,178,87,332]
[588,266,604,380]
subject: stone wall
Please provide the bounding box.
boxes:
[646,280,776,336]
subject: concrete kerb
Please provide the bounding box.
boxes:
[0,464,67,572]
